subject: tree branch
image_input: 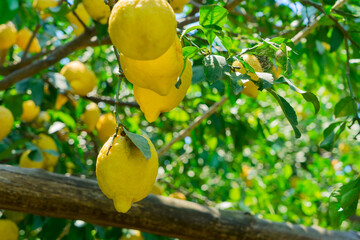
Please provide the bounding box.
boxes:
[225,0,244,12]
[0,27,97,90]
[157,96,228,157]
[0,164,359,240]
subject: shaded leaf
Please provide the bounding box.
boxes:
[123,128,151,160]
[203,55,231,83]
[334,96,354,118]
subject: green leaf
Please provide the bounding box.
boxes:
[330,27,344,52]
[329,177,360,228]
[180,25,205,41]
[334,96,354,118]
[0,0,19,24]
[48,111,76,129]
[123,128,151,160]
[3,94,24,118]
[203,55,231,83]
[29,149,43,162]
[182,46,199,58]
[30,79,44,106]
[215,31,232,52]
[47,73,72,92]
[229,72,247,95]
[257,72,274,90]
[42,149,60,157]
[199,5,228,29]
[320,121,344,151]
[0,139,27,160]
[192,65,206,84]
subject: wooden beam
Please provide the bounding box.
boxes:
[0,164,359,240]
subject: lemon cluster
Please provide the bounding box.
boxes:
[108,0,193,123]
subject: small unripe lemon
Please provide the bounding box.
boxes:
[60,61,97,96]
[16,28,41,53]
[0,106,14,141]
[96,113,117,142]
[0,22,17,50]
[121,36,184,96]
[108,0,176,60]
[96,134,158,213]
[21,100,40,122]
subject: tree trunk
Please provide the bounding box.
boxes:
[0,164,358,240]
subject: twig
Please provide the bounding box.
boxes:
[225,0,244,12]
[157,96,228,157]
[22,24,41,60]
[66,0,88,31]
[177,16,200,29]
[0,49,8,66]
[82,95,139,108]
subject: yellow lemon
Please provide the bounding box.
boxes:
[0,219,19,240]
[21,100,40,122]
[150,182,164,195]
[108,0,176,60]
[16,28,41,53]
[66,3,91,36]
[169,192,186,200]
[169,0,189,13]
[60,61,97,96]
[121,36,184,96]
[120,230,144,240]
[0,106,14,141]
[19,150,44,169]
[35,111,51,126]
[81,102,101,132]
[240,80,258,99]
[272,65,281,79]
[96,133,158,213]
[33,133,59,170]
[242,54,263,81]
[83,0,110,24]
[33,0,58,10]
[96,113,117,142]
[0,22,17,50]
[55,94,68,110]
[134,59,192,122]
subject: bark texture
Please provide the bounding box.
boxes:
[0,164,359,240]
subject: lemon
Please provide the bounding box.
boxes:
[121,36,184,96]
[33,133,59,170]
[60,61,97,96]
[35,111,51,126]
[83,0,110,24]
[169,192,186,200]
[66,3,91,36]
[19,150,44,169]
[120,230,144,240]
[150,182,164,195]
[0,22,17,50]
[339,143,350,154]
[0,106,14,141]
[55,94,68,110]
[96,133,158,213]
[240,80,258,99]
[81,102,101,132]
[134,59,192,122]
[108,0,176,60]
[0,219,19,240]
[21,100,40,122]
[272,65,281,79]
[16,28,41,53]
[33,0,58,10]
[169,0,189,13]
[242,54,263,81]
[96,113,117,142]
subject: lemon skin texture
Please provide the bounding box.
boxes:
[170,0,189,13]
[96,113,117,142]
[134,59,192,123]
[33,0,58,10]
[121,36,184,96]
[21,100,40,122]
[96,134,158,213]
[81,102,101,132]
[19,150,45,169]
[83,0,110,24]
[0,106,14,141]
[33,133,59,169]
[108,0,177,60]
[16,28,41,53]
[0,219,19,240]
[60,61,97,96]
[0,22,17,50]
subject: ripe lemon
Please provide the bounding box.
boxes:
[240,80,258,99]
[169,192,186,200]
[169,0,189,13]
[120,230,144,240]
[96,113,117,142]
[16,28,41,53]
[108,0,176,60]
[121,36,184,96]
[35,111,51,126]
[0,106,14,141]
[0,22,17,50]
[33,133,59,170]
[55,94,68,110]
[60,61,97,96]
[66,3,91,36]
[33,0,58,10]
[83,0,110,24]
[96,133,158,213]
[0,219,19,240]
[19,150,44,169]
[134,59,192,122]
[242,54,263,81]
[21,100,40,122]
[81,102,101,132]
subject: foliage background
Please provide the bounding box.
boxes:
[0,0,360,239]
